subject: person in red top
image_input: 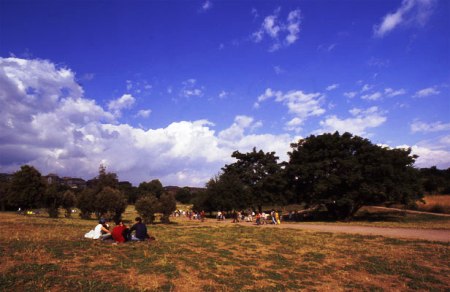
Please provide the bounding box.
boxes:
[111,220,129,243]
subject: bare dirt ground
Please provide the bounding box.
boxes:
[371,206,450,217]
[187,208,450,242]
[263,223,450,242]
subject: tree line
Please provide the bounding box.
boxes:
[0,165,176,223]
[0,132,448,221]
[192,132,448,219]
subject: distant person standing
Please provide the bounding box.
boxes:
[275,211,281,224]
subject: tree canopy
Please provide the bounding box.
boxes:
[285,132,422,219]
[8,165,45,209]
[221,148,284,211]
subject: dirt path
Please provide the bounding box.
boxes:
[371,206,450,217]
[262,223,450,242]
[183,219,450,243]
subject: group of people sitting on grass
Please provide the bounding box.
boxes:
[84,217,155,243]
[219,209,281,225]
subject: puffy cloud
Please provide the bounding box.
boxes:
[411,120,450,133]
[361,92,382,101]
[373,0,436,38]
[255,88,325,131]
[315,106,387,136]
[0,57,297,186]
[108,94,136,117]
[413,86,440,97]
[136,109,152,118]
[384,88,406,97]
[326,83,339,91]
[125,79,152,96]
[358,87,406,101]
[179,79,204,98]
[251,8,301,51]
[344,91,357,98]
[407,134,450,169]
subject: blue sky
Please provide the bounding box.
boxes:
[0,0,449,186]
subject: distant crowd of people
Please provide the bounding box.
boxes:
[84,217,155,244]
[172,209,283,225]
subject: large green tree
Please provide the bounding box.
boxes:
[203,173,251,212]
[286,132,422,219]
[222,148,285,211]
[8,165,45,209]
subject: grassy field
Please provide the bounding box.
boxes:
[0,210,449,291]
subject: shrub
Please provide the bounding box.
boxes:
[61,190,76,218]
[135,194,160,224]
[160,193,177,223]
[77,189,96,219]
[94,187,128,221]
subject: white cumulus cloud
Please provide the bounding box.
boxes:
[180,79,204,98]
[385,88,406,97]
[361,92,382,101]
[0,57,298,186]
[108,94,136,117]
[413,86,440,98]
[255,88,325,132]
[136,109,152,118]
[411,120,450,133]
[315,106,387,137]
[373,0,436,38]
[326,84,339,91]
[252,8,301,51]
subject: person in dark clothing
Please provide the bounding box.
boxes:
[130,217,152,241]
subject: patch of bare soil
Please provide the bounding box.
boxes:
[186,218,450,242]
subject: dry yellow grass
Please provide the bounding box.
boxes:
[417,195,450,214]
[1,211,449,291]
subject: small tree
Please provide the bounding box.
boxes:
[43,184,64,218]
[159,193,177,223]
[135,194,160,224]
[61,190,76,218]
[0,176,11,211]
[8,165,45,209]
[77,188,96,219]
[94,187,128,221]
